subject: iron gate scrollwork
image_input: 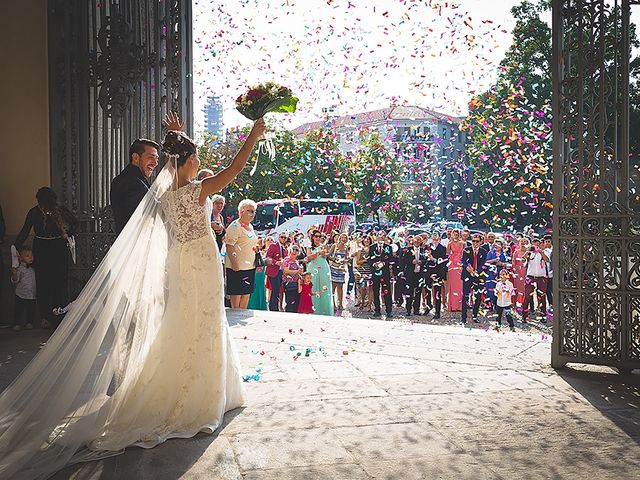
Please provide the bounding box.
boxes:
[552,0,640,370]
[48,0,193,296]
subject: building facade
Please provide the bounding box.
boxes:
[203,95,224,140]
[292,106,475,222]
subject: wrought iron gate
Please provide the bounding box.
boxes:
[552,0,640,371]
[48,0,193,295]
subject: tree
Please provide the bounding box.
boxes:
[384,182,433,225]
[462,0,640,231]
[345,129,403,222]
[295,128,348,199]
[197,126,348,215]
[461,0,553,231]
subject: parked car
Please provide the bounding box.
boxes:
[355,222,383,234]
[424,220,465,232]
[388,226,430,243]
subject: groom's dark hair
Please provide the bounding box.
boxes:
[129,139,160,163]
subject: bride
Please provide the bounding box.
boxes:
[0,119,266,479]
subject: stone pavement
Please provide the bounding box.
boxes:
[1,309,639,480]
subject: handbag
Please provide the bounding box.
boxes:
[67,236,76,264]
[254,251,265,268]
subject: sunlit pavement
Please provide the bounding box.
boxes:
[2,309,638,480]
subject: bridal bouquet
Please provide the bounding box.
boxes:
[236,82,298,175]
[236,82,298,120]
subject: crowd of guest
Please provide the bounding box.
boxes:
[214,198,553,331]
[2,115,552,335]
[4,183,552,333]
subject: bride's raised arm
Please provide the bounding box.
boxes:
[200,118,266,198]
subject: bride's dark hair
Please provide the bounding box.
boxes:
[161,130,197,167]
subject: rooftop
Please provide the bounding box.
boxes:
[292,105,465,136]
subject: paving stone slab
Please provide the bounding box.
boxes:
[244,376,389,404]
[360,456,500,480]
[241,464,371,480]
[444,369,547,393]
[230,428,355,471]
[403,389,596,424]
[465,445,640,480]
[431,412,638,456]
[370,372,469,396]
[221,396,418,435]
[334,422,461,462]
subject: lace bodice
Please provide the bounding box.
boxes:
[162,182,212,244]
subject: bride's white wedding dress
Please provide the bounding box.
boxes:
[90,182,245,450]
[0,175,245,480]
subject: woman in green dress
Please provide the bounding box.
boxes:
[306,229,334,315]
[247,237,268,310]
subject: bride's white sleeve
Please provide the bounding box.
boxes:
[0,162,176,480]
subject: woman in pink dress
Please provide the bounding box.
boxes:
[447,229,464,311]
[511,237,530,310]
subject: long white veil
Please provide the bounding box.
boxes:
[0,162,178,479]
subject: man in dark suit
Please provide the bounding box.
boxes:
[401,235,427,316]
[460,233,488,323]
[426,232,448,320]
[110,112,183,235]
[110,139,160,235]
[391,236,405,308]
[368,231,394,318]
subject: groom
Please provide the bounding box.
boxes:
[111,112,184,235]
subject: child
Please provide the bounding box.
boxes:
[297,272,314,314]
[11,246,36,331]
[494,269,516,332]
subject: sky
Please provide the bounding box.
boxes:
[192,0,521,133]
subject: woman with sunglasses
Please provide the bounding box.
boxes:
[305,229,334,315]
[224,199,259,309]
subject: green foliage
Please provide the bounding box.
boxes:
[347,130,403,221]
[197,126,404,223]
[384,182,433,225]
[462,0,640,231]
[460,0,553,230]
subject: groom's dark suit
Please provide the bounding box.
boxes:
[368,242,393,316]
[111,164,151,235]
[460,245,488,322]
[401,245,427,315]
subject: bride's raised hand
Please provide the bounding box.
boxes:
[163,112,184,131]
[248,118,267,140]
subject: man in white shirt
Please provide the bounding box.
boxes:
[521,238,550,323]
